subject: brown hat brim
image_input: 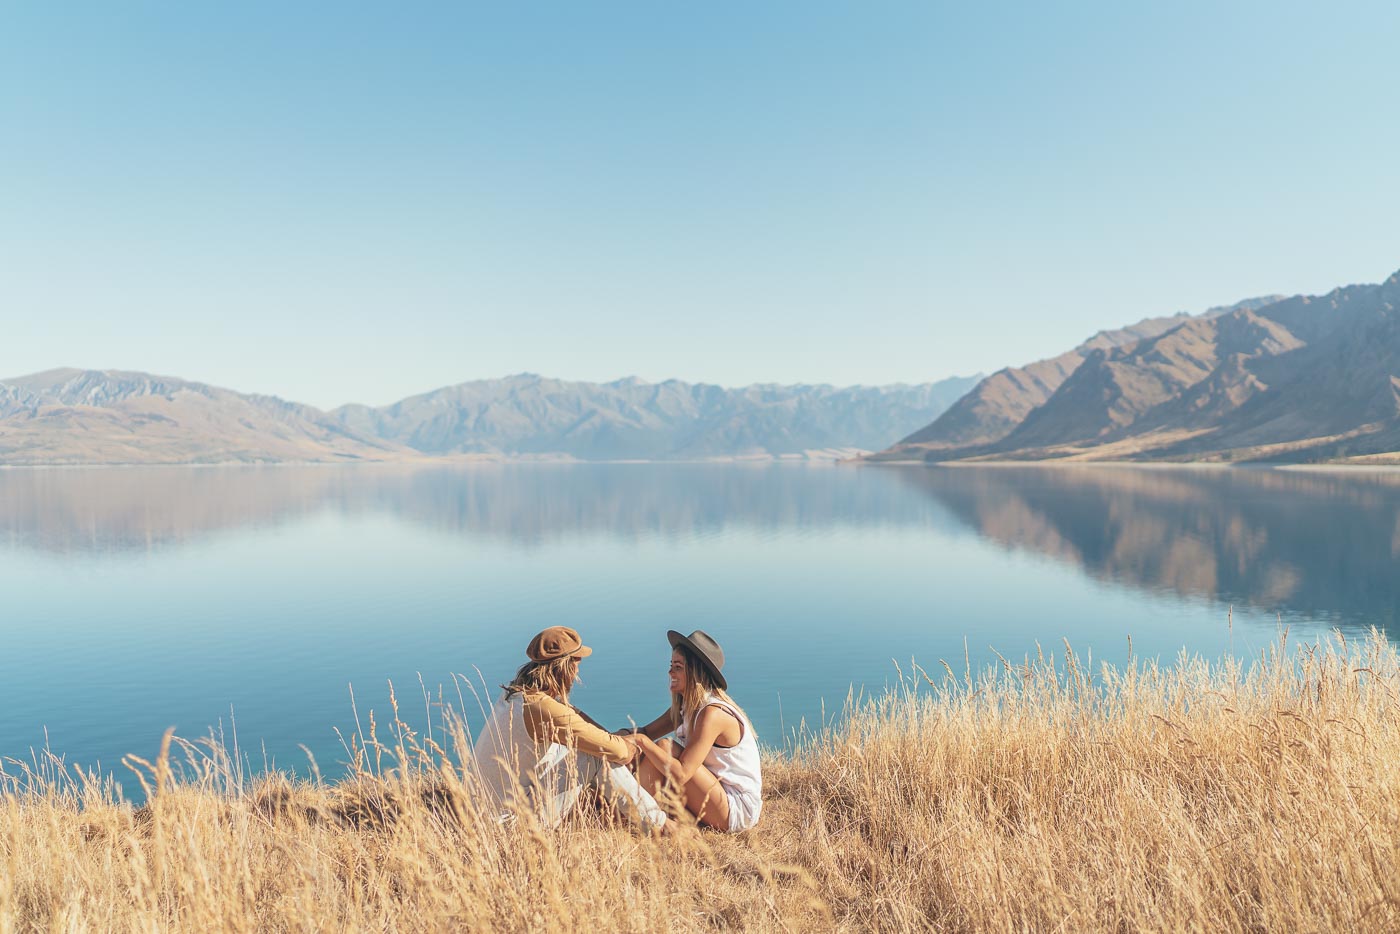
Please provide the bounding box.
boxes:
[667,630,727,691]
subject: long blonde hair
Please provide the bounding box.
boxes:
[670,645,750,738]
[502,655,579,701]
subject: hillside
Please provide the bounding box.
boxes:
[0,370,978,465]
[2,631,1395,931]
[875,269,1400,464]
[0,369,406,465]
[894,297,1282,453]
[330,374,980,460]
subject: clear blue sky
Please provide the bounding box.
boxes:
[2,2,1397,408]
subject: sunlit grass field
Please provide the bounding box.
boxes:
[3,630,1398,932]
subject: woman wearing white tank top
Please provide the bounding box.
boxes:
[620,630,763,833]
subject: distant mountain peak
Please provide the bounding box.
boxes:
[873,268,1400,465]
[890,295,1298,453]
[1,369,983,465]
[327,373,983,460]
[0,368,402,466]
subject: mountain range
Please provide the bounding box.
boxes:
[330,374,977,461]
[0,369,406,465]
[0,370,979,465]
[9,265,1400,467]
[875,267,1400,464]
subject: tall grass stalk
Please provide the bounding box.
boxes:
[2,630,1398,931]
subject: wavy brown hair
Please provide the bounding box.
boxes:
[502,655,580,701]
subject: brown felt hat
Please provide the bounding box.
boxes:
[527,626,593,662]
[667,629,727,691]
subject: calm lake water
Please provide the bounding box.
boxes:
[2,463,1398,792]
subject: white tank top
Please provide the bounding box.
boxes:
[676,693,763,807]
[470,693,573,811]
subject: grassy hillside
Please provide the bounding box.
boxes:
[878,272,1400,465]
[2,631,1398,931]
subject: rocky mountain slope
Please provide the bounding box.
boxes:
[0,369,406,465]
[0,370,978,465]
[330,374,979,460]
[896,297,1283,452]
[876,270,1400,463]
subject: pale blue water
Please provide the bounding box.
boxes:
[1,463,1396,794]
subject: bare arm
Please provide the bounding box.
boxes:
[616,709,677,741]
[628,706,734,785]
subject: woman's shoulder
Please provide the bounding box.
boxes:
[516,691,574,726]
[695,701,741,728]
[697,694,736,714]
[503,688,551,709]
[699,692,745,716]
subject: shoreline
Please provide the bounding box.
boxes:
[856,457,1400,472]
[0,454,869,470]
[6,455,1400,472]
[3,630,1394,931]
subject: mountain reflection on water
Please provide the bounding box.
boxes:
[892,465,1400,633]
[3,463,1398,632]
[0,463,956,554]
[5,461,1400,784]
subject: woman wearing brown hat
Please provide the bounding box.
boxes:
[621,630,763,833]
[470,626,668,831]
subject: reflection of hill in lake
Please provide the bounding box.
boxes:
[338,464,959,545]
[0,464,957,554]
[0,468,343,553]
[10,463,1398,634]
[892,465,1400,631]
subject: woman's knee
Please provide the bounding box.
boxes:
[656,738,673,754]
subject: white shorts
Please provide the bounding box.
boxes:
[724,789,762,833]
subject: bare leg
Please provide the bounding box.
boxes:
[636,738,676,798]
[637,739,731,831]
[679,762,731,831]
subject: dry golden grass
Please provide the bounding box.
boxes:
[3,630,1400,932]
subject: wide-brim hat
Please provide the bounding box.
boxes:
[667,629,727,691]
[527,626,593,662]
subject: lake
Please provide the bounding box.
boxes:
[2,462,1397,792]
